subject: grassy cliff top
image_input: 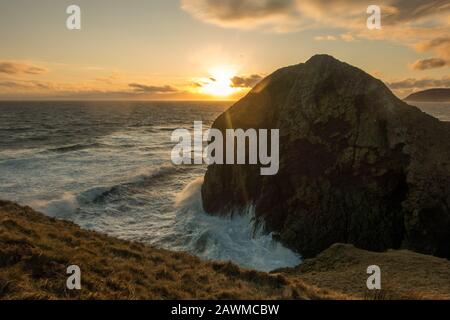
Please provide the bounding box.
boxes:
[1,200,449,300]
[282,243,450,300]
[0,200,337,300]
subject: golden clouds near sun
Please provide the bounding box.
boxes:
[195,67,242,97]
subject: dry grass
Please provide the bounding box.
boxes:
[1,201,448,300]
[0,200,340,300]
[281,243,450,300]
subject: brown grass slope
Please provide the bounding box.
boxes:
[0,200,339,300]
[281,243,450,300]
[1,200,449,300]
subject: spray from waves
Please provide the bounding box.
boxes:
[77,164,183,204]
[27,164,183,217]
[172,177,302,272]
[24,168,302,272]
[27,192,79,218]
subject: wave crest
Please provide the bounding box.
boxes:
[171,178,302,272]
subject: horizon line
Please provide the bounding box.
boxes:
[0,99,238,103]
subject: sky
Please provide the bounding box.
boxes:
[0,0,449,100]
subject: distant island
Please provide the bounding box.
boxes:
[404,88,450,102]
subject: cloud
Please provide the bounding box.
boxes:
[314,35,337,41]
[340,32,355,42]
[128,83,179,94]
[414,37,450,60]
[191,81,205,88]
[181,0,450,71]
[416,37,450,52]
[0,79,183,99]
[94,73,120,84]
[192,74,264,89]
[411,58,449,70]
[181,0,306,32]
[181,0,450,32]
[387,76,450,98]
[0,80,53,90]
[388,77,450,90]
[382,0,450,24]
[0,61,47,75]
[230,74,263,88]
[313,33,356,42]
[182,0,296,21]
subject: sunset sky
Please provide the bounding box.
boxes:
[0,0,449,100]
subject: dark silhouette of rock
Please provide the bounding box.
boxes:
[202,55,450,259]
[405,88,450,102]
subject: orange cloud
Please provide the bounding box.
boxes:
[415,37,450,57]
[387,76,450,98]
[128,83,179,94]
[314,35,337,41]
[411,58,449,70]
[0,61,48,75]
[182,0,449,32]
[388,76,450,89]
[181,0,450,66]
[230,74,263,88]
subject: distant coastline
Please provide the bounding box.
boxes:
[404,88,450,102]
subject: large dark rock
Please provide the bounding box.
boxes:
[201,55,450,259]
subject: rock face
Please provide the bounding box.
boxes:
[201,55,450,259]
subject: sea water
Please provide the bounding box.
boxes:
[0,100,448,271]
[0,101,301,271]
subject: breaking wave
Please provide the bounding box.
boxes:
[1,101,303,272]
[171,178,302,272]
[27,192,79,218]
[45,142,105,153]
[77,165,182,204]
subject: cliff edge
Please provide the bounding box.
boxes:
[1,201,449,300]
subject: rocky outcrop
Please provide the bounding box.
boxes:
[202,55,450,259]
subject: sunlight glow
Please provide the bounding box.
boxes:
[198,67,241,97]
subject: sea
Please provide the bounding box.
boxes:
[0,100,448,271]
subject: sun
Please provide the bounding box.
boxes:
[197,67,241,98]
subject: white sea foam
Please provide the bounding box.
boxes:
[0,101,302,272]
[28,192,79,218]
[173,178,302,271]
